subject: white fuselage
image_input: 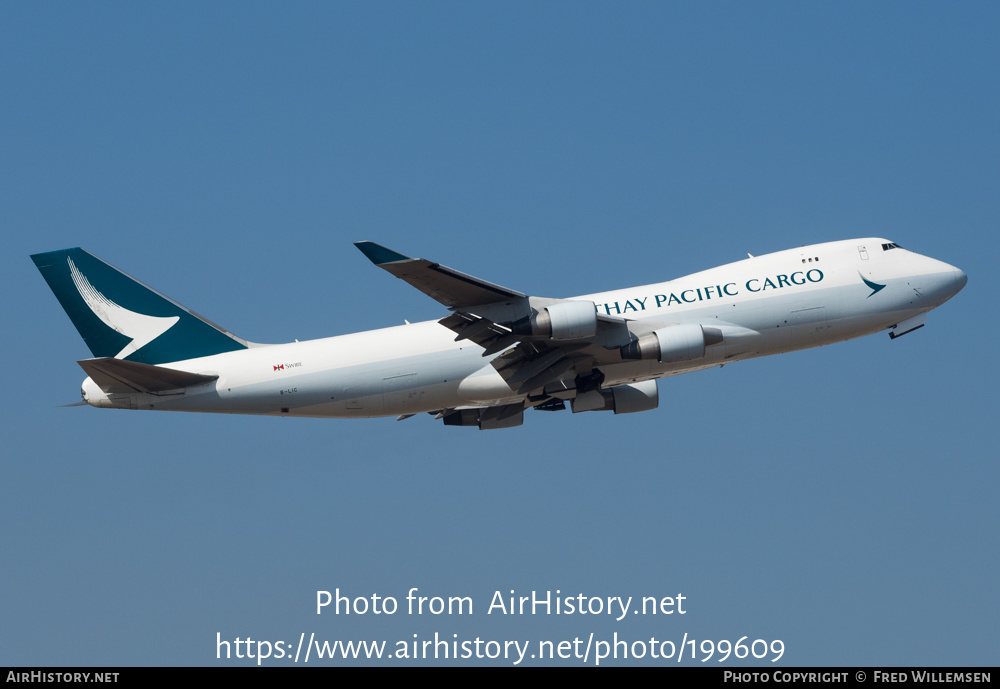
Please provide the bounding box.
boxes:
[80,238,966,418]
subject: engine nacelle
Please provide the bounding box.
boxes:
[442,405,525,430]
[620,324,723,363]
[511,300,598,341]
[570,379,658,414]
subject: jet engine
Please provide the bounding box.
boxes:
[511,301,598,341]
[620,324,723,363]
[570,379,658,414]
[443,404,525,430]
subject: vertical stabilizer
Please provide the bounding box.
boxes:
[31,248,248,365]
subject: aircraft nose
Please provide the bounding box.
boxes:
[952,267,968,293]
[915,257,967,306]
[940,262,967,300]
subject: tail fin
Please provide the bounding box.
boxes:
[31,248,249,365]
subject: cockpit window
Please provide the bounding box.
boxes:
[881,242,903,251]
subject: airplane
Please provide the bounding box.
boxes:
[31,238,966,429]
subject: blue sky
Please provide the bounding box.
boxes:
[2,2,997,666]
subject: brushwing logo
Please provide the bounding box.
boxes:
[68,257,179,359]
[859,272,886,298]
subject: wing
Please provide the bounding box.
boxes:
[356,242,640,398]
[354,241,525,308]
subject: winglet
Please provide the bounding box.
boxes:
[354,241,411,265]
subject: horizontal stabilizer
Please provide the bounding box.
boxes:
[78,357,219,395]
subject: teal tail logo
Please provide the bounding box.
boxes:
[859,272,886,298]
[31,248,248,365]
